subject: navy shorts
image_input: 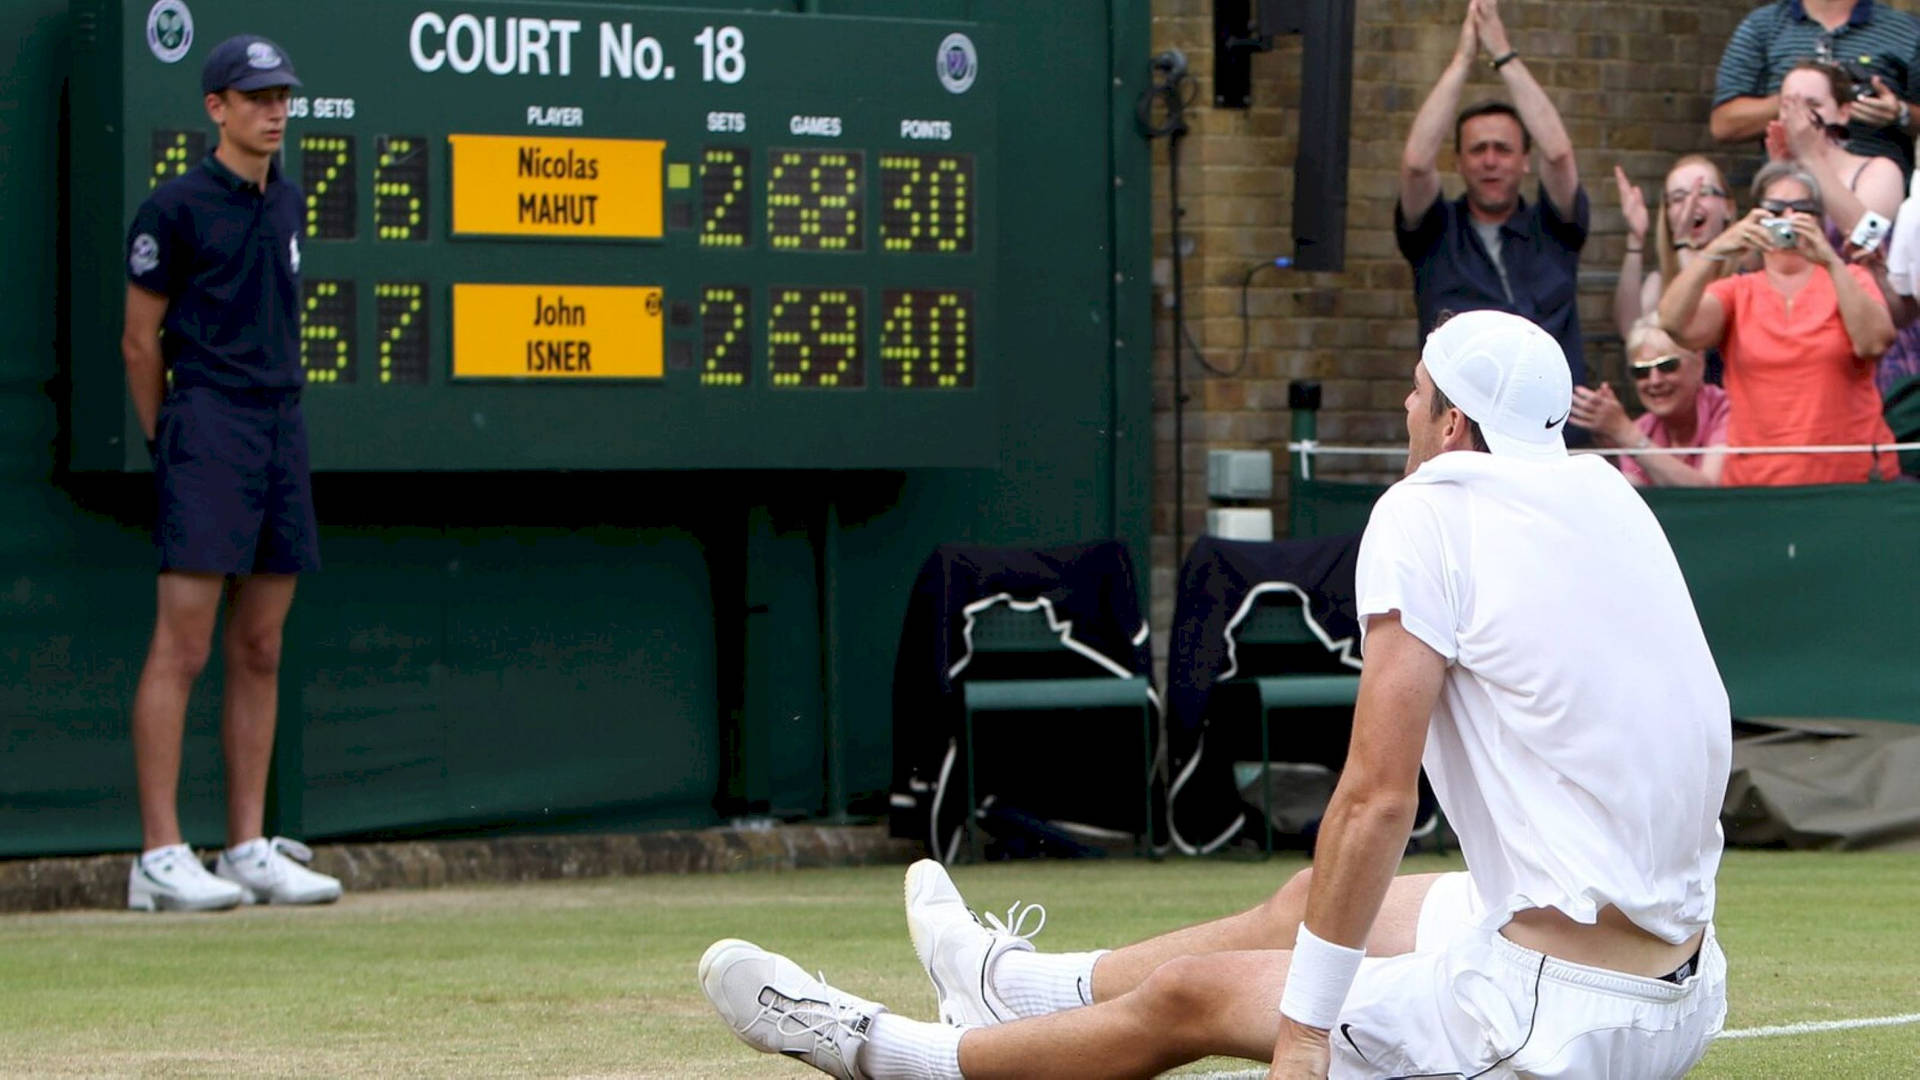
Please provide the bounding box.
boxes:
[151,386,321,575]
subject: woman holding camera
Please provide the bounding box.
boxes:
[1658,161,1899,486]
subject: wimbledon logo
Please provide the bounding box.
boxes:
[146,0,193,64]
[937,32,977,95]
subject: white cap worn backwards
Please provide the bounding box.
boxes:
[1421,309,1573,462]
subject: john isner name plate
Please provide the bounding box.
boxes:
[451,284,664,378]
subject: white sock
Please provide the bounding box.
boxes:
[858,1012,963,1079]
[225,837,268,860]
[140,843,190,866]
[992,948,1107,1017]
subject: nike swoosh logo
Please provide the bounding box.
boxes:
[1545,410,1568,429]
[1339,1022,1369,1062]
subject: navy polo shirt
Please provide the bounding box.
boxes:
[1714,0,1920,176]
[1395,183,1591,386]
[126,152,305,391]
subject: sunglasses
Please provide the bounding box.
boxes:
[1760,198,1820,215]
[1631,355,1685,378]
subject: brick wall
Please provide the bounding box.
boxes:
[1143,0,1769,639]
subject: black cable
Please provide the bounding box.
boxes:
[1181,258,1295,379]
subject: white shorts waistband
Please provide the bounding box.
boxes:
[1489,924,1710,1002]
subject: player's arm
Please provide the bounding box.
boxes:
[1270,613,1443,1073]
[122,284,169,442]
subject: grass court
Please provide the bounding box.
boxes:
[2,850,1915,1077]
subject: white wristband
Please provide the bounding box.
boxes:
[1279,924,1367,1030]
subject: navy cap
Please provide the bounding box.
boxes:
[200,35,301,95]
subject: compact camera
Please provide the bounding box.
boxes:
[1850,210,1892,251]
[1760,217,1799,248]
[1839,58,1878,104]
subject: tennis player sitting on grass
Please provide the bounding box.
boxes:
[700,309,1732,1079]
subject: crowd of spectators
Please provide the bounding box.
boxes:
[1395,0,1920,487]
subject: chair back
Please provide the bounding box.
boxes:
[1227,592,1357,677]
[968,602,1065,654]
[1234,596,1324,647]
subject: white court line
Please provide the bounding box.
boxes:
[1715,1011,1920,1040]
[1184,1012,1920,1078]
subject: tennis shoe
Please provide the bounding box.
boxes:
[904,858,1045,1027]
[213,837,343,905]
[127,844,244,912]
[699,938,884,1079]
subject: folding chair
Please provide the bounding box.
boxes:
[1222,593,1361,855]
[957,600,1156,862]
[1224,593,1446,855]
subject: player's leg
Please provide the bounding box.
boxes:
[703,936,1291,1080]
[217,572,297,846]
[956,948,1289,1079]
[908,857,1446,1023]
[131,571,225,851]
[1086,867,1443,1000]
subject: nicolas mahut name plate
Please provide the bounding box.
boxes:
[451,284,664,379]
[447,133,664,238]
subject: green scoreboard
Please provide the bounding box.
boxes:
[69,0,997,469]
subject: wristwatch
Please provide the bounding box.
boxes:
[1491,50,1519,70]
[1899,99,1913,132]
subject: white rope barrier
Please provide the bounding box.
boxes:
[1285,440,1920,480]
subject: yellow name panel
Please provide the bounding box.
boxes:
[451,284,664,379]
[448,134,664,239]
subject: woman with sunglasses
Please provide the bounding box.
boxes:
[1612,157,1739,345]
[1658,161,1899,486]
[1570,317,1728,487]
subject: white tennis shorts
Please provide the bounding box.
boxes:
[1329,872,1728,1079]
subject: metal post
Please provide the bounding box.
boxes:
[1288,380,1321,484]
[818,495,849,821]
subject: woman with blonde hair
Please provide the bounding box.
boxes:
[1613,155,1738,342]
[1570,316,1728,487]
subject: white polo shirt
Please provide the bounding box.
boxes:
[1355,451,1730,943]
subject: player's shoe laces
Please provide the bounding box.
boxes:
[904,858,1046,1027]
[213,837,343,905]
[699,938,884,1080]
[127,844,245,912]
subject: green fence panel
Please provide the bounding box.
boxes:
[1291,478,1920,727]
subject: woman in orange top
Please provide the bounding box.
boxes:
[1658,161,1899,486]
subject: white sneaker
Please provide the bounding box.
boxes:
[213,837,343,905]
[904,859,1044,1027]
[127,844,244,912]
[699,938,884,1080]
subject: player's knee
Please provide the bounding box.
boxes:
[1260,866,1314,923]
[225,625,284,677]
[1134,954,1229,1042]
